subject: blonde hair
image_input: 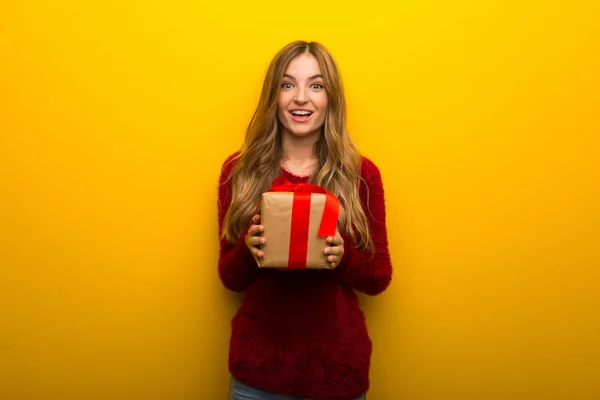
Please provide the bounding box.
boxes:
[222,41,373,252]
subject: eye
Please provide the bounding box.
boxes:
[311,83,324,90]
[281,82,293,89]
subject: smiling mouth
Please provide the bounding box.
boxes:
[289,110,314,122]
[289,110,313,117]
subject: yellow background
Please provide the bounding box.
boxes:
[1,1,599,399]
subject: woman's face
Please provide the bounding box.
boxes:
[277,53,329,141]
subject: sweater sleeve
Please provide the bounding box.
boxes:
[217,154,258,292]
[334,157,393,295]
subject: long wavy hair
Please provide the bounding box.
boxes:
[222,40,373,252]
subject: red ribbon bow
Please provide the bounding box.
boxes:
[266,176,340,269]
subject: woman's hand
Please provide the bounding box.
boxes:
[245,214,265,267]
[324,232,344,269]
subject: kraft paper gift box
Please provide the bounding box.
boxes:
[259,177,340,270]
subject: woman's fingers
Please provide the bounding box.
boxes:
[246,236,264,267]
[326,234,344,246]
[245,215,265,267]
[251,247,264,260]
[324,234,344,269]
[249,235,266,247]
[324,244,343,256]
[248,223,263,237]
[327,254,340,269]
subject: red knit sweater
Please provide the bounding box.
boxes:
[217,153,392,400]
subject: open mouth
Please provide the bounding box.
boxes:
[289,110,313,122]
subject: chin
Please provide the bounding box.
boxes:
[290,128,322,138]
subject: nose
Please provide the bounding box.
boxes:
[294,87,308,103]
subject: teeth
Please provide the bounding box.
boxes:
[291,111,312,116]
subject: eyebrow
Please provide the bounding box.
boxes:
[283,74,323,81]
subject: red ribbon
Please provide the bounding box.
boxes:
[267,177,340,269]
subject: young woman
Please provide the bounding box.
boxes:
[217,41,393,400]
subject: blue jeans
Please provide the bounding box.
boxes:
[228,376,366,400]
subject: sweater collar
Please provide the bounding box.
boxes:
[280,166,311,184]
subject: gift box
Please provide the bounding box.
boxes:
[259,177,340,269]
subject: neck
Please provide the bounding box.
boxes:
[280,130,320,163]
[280,129,321,176]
